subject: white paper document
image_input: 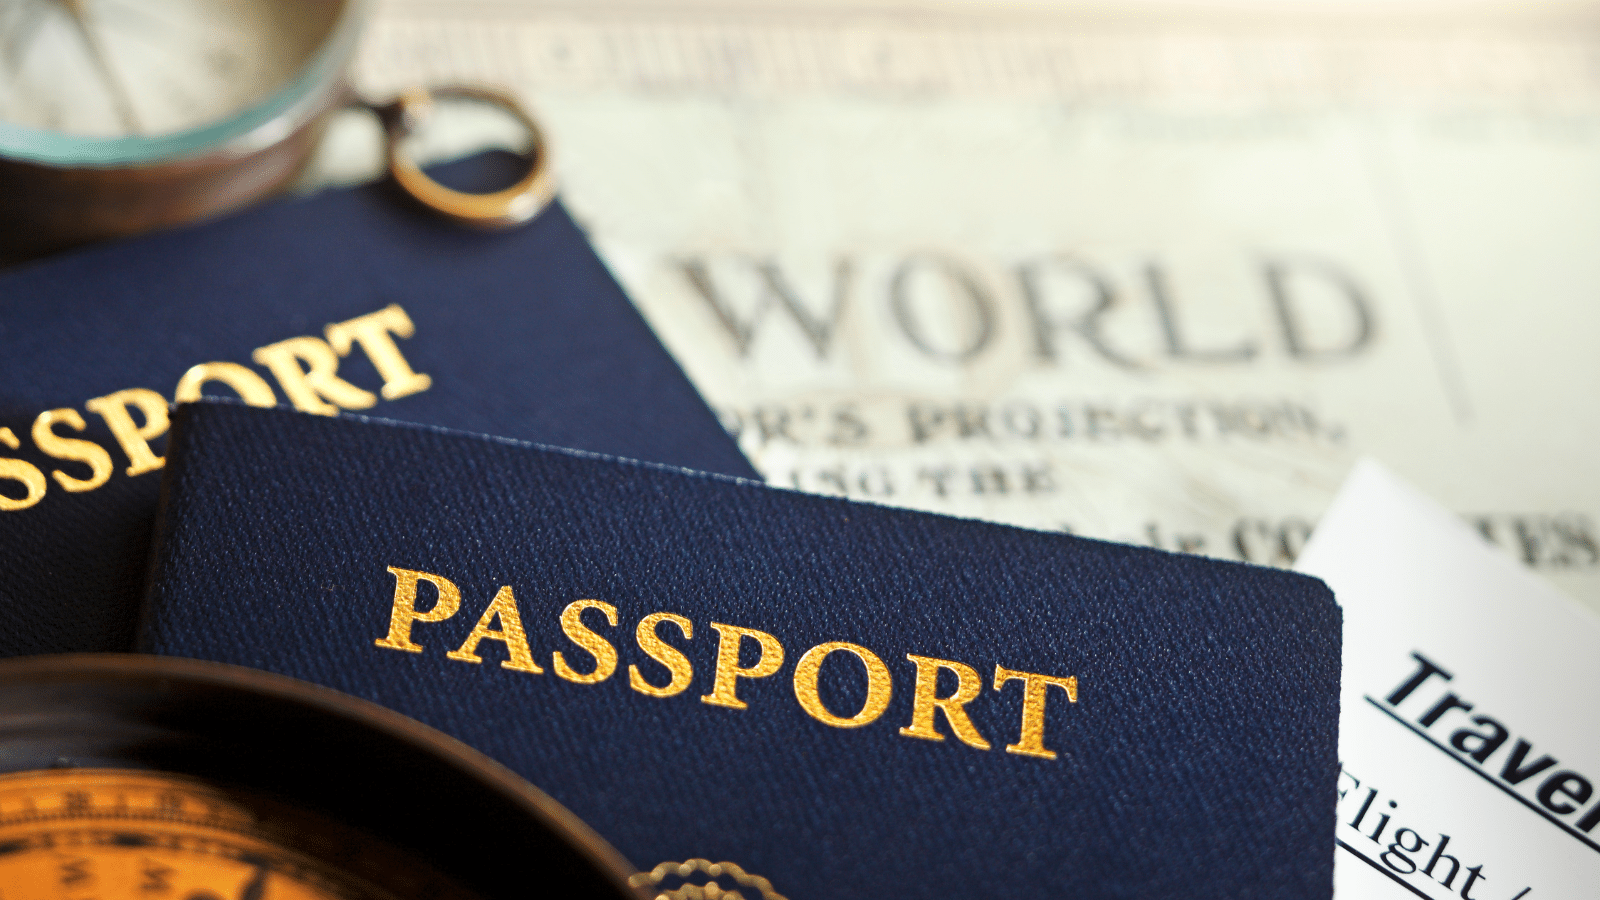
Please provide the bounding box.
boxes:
[1296,460,1600,898]
[345,0,1600,610]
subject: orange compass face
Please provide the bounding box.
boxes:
[0,770,414,900]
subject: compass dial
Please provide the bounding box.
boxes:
[0,770,431,900]
[0,657,640,900]
[0,0,342,138]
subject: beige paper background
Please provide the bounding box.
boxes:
[329,0,1600,609]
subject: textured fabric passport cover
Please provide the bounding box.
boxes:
[143,401,1341,899]
[0,155,754,656]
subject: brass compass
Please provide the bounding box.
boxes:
[0,655,642,900]
[0,0,553,258]
[0,769,424,899]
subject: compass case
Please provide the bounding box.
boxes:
[0,153,754,657]
[141,401,1342,900]
[0,654,643,898]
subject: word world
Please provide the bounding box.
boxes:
[373,567,1080,760]
[679,253,1376,369]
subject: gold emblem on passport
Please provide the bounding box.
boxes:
[0,654,641,900]
[631,859,789,900]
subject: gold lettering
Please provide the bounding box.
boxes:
[251,336,376,415]
[629,612,694,698]
[84,388,169,477]
[993,665,1078,760]
[793,641,893,728]
[31,409,112,493]
[701,622,785,710]
[173,362,278,407]
[0,427,47,511]
[899,654,991,749]
[324,305,432,401]
[374,567,462,653]
[553,599,619,684]
[446,585,542,673]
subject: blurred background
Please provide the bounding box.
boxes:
[323,0,1600,607]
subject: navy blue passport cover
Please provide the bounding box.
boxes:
[142,401,1341,900]
[0,155,754,656]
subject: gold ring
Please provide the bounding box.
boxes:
[378,85,554,228]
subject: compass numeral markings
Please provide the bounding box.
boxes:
[141,859,174,891]
[59,856,92,886]
[62,791,90,815]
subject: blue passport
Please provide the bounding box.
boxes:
[0,155,755,657]
[142,400,1342,900]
